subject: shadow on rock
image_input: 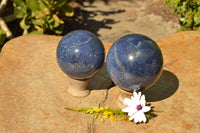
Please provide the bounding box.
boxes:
[63,8,125,36]
[88,63,114,91]
[143,70,179,102]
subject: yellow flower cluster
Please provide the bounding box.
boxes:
[91,106,120,121]
[65,106,129,122]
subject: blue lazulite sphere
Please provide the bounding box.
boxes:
[106,34,163,91]
[56,30,105,80]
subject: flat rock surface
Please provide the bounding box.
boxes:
[69,0,179,43]
[0,31,200,132]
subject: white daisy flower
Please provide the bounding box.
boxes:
[122,91,151,123]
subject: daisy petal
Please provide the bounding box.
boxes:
[131,96,134,100]
[140,111,147,123]
[140,95,146,106]
[142,106,151,112]
[137,111,144,123]
[138,92,141,98]
[123,98,133,106]
[122,107,131,112]
[128,108,137,116]
[129,112,137,120]
[134,91,141,101]
[129,114,135,120]
[134,117,139,123]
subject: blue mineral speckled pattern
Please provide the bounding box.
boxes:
[57,30,105,80]
[106,34,163,91]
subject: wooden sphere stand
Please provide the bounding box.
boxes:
[67,78,90,97]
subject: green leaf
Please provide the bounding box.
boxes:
[41,0,51,8]
[181,2,187,12]
[27,30,44,35]
[53,25,63,35]
[14,0,25,6]
[61,5,74,17]
[34,0,49,17]
[53,0,67,8]
[194,11,200,25]
[46,16,54,24]
[48,20,60,30]
[180,17,185,22]
[54,29,63,35]
[35,8,50,19]
[39,0,48,10]
[52,21,60,28]
[13,0,27,18]
[53,14,64,24]
[145,113,151,120]
[194,16,200,25]
[0,29,7,46]
[26,0,41,12]
[20,16,30,30]
[185,17,193,28]
[32,18,45,26]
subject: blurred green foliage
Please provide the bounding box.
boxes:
[164,0,200,31]
[0,28,6,49]
[13,0,74,35]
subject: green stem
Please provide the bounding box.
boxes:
[65,107,80,112]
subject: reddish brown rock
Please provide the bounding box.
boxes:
[0,32,200,132]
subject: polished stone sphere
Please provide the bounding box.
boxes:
[57,30,105,80]
[106,34,163,91]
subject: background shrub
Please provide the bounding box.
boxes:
[164,0,200,31]
[13,0,74,35]
[0,0,80,49]
[0,28,6,50]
